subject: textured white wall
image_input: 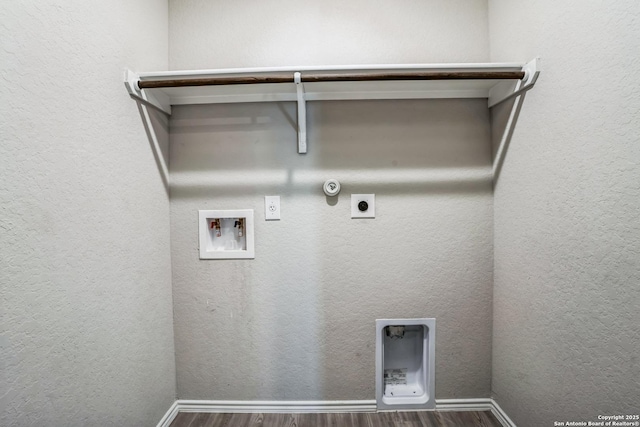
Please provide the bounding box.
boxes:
[170,100,494,400]
[168,0,494,401]
[489,1,640,425]
[169,0,489,69]
[1,2,175,426]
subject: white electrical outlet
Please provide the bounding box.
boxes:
[351,194,375,218]
[265,196,281,220]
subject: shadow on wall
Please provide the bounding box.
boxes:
[168,99,493,198]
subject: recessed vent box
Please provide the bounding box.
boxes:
[376,318,436,410]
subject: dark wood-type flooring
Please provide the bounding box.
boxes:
[169,411,502,427]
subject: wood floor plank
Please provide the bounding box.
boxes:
[388,410,419,427]
[367,411,392,427]
[249,413,265,426]
[296,412,338,427]
[226,413,260,427]
[169,412,198,427]
[188,412,224,427]
[205,413,233,427]
[261,413,296,427]
[473,410,503,427]
[343,412,372,427]
[295,413,321,427]
[434,411,461,427]
[416,410,439,426]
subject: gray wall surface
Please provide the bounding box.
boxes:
[1,1,176,426]
[169,0,489,70]
[489,0,640,425]
[168,0,495,402]
[170,100,494,400]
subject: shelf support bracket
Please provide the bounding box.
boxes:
[294,72,307,154]
[123,69,171,192]
[491,58,541,182]
[488,57,540,108]
[124,69,172,116]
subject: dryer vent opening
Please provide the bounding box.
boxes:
[376,319,436,410]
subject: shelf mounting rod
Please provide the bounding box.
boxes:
[294,72,307,154]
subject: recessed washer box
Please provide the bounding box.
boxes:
[376,318,436,410]
[199,209,254,259]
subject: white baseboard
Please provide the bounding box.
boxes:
[155,400,179,427]
[490,399,517,427]
[156,398,515,427]
[176,399,377,413]
[436,398,493,411]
